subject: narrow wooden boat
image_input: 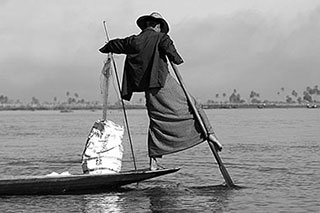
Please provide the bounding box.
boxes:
[0,168,180,195]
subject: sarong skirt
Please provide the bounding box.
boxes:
[145,74,214,157]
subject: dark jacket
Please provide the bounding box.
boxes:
[99,28,183,100]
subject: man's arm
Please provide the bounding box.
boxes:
[99,36,135,54]
[159,34,184,65]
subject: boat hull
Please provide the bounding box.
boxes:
[0,168,180,195]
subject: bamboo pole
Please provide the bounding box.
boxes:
[103,21,137,170]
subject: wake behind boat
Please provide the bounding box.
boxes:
[0,168,180,195]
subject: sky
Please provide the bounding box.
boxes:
[1,0,320,103]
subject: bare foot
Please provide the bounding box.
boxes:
[208,134,223,151]
[149,157,158,171]
[149,157,165,170]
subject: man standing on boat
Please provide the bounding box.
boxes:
[99,12,222,170]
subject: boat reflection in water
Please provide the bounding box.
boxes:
[80,182,234,212]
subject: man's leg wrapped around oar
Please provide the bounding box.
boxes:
[146,74,222,170]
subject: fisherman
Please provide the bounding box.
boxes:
[99,12,222,170]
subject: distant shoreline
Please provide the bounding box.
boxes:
[0,103,318,111]
[202,103,318,109]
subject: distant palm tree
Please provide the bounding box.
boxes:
[278,87,285,102]
[297,97,302,104]
[215,93,219,103]
[316,85,320,102]
[249,90,260,103]
[31,97,39,105]
[74,93,79,103]
[303,91,312,102]
[222,93,226,103]
[291,90,298,97]
[311,85,320,102]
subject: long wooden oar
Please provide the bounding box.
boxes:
[169,61,235,188]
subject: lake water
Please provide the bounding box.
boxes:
[0,108,319,212]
